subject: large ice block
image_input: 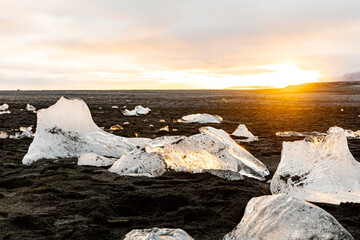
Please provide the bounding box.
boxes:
[23,97,150,165]
[223,194,354,240]
[146,127,269,180]
[271,127,360,204]
[178,113,222,123]
[123,227,194,240]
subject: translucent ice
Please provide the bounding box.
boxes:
[123,227,194,240]
[328,126,360,139]
[109,148,166,178]
[0,131,8,139]
[23,97,150,165]
[0,103,9,111]
[178,113,223,123]
[275,131,325,137]
[231,124,258,142]
[110,124,123,130]
[159,125,169,132]
[26,104,36,111]
[122,105,151,116]
[223,194,354,240]
[146,127,269,180]
[78,153,116,167]
[271,127,360,204]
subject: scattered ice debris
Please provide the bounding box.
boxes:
[178,113,223,123]
[0,131,8,139]
[123,227,194,240]
[22,97,150,165]
[110,124,123,130]
[271,127,360,204]
[159,119,166,123]
[109,148,166,178]
[223,194,354,240]
[276,131,325,137]
[146,126,269,181]
[26,103,36,112]
[122,105,151,116]
[0,110,11,115]
[123,122,130,125]
[77,153,116,167]
[232,124,259,142]
[159,125,169,132]
[126,100,130,102]
[111,106,119,109]
[0,103,9,111]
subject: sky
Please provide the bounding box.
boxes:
[1,0,360,90]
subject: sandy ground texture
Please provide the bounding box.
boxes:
[0,86,360,239]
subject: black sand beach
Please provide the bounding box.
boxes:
[0,85,360,239]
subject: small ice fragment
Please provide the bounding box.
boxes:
[232,124,258,142]
[159,125,169,132]
[122,105,151,116]
[134,132,139,137]
[0,110,11,114]
[99,107,102,109]
[122,105,127,108]
[223,194,354,240]
[111,106,119,109]
[179,113,222,123]
[122,109,137,116]
[341,108,344,111]
[159,119,166,123]
[123,227,194,240]
[110,124,123,130]
[172,128,178,132]
[123,122,130,125]
[0,131,8,139]
[0,104,9,111]
[149,124,154,128]
[143,119,148,122]
[26,104,36,111]
[109,149,166,177]
[78,153,116,167]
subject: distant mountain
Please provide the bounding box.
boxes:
[342,72,360,81]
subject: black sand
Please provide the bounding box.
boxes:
[0,87,359,239]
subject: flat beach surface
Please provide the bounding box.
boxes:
[0,87,360,239]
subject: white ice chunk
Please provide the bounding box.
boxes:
[0,110,11,114]
[232,124,258,142]
[124,227,194,240]
[159,125,169,132]
[223,194,354,240]
[122,105,151,116]
[0,131,8,139]
[109,148,166,178]
[179,113,222,123]
[328,126,360,139]
[23,97,150,165]
[111,106,119,109]
[78,153,116,167]
[0,104,9,111]
[26,104,36,111]
[271,127,360,204]
[146,127,269,180]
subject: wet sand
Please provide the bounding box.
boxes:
[0,88,359,239]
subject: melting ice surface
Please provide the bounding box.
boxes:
[231,124,258,142]
[122,105,151,116]
[22,97,150,165]
[123,227,194,240]
[271,127,360,204]
[223,194,354,240]
[178,113,222,123]
[23,97,268,181]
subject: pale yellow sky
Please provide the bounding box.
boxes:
[1,0,360,89]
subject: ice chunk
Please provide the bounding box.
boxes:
[26,104,36,111]
[223,194,354,240]
[110,124,123,130]
[0,110,11,114]
[232,124,258,142]
[78,153,116,167]
[23,97,150,165]
[0,131,8,139]
[122,105,151,116]
[0,103,9,111]
[111,106,119,109]
[109,148,166,178]
[179,113,222,123]
[159,119,166,123]
[271,127,360,204]
[276,131,325,137]
[159,125,169,132]
[328,126,360,139]
[146,127,269,180]
[123,122,130,125]
[124,227,194,240]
